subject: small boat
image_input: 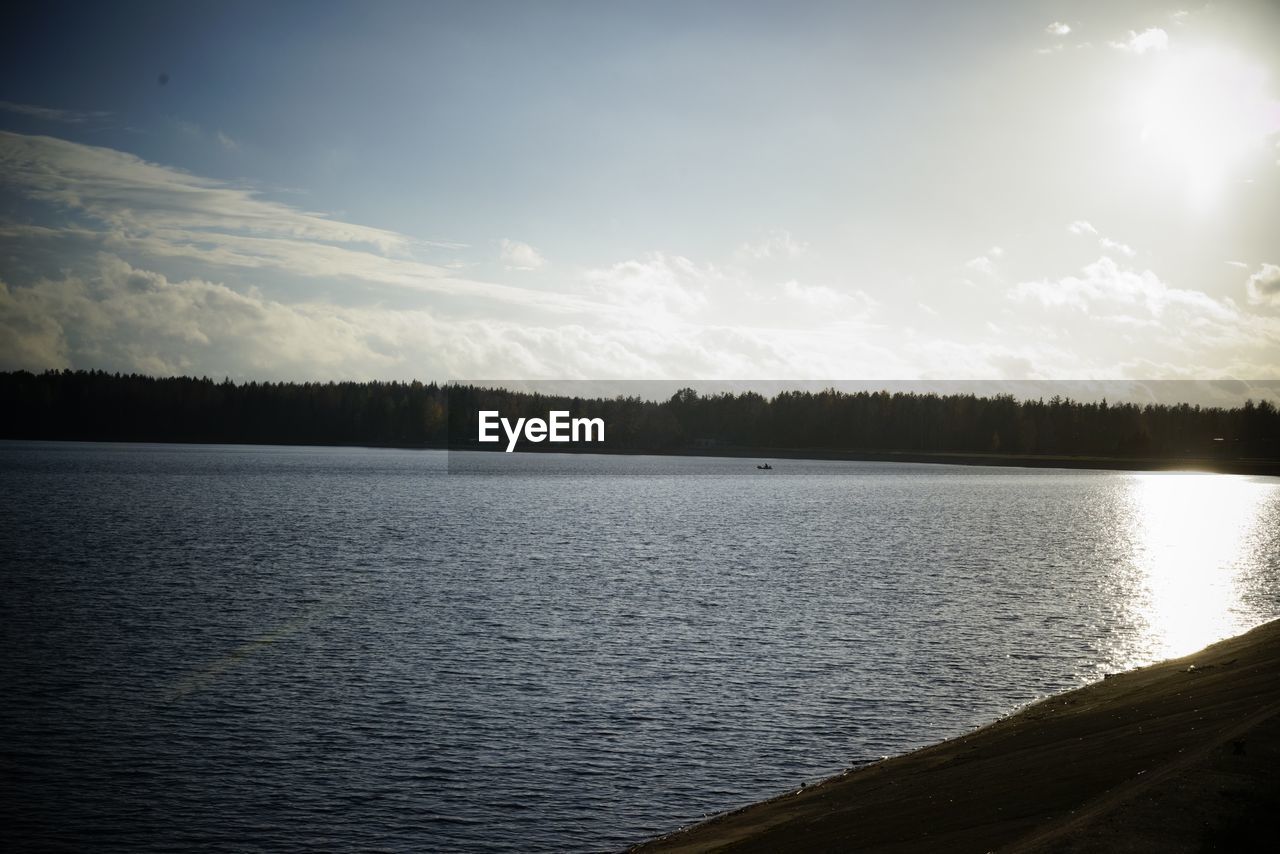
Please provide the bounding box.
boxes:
[757,463,773,470]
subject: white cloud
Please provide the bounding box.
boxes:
[780,280,874,315]
[585,253,715,317]
[1010,256,1233,321]
[0,131,408,251]
[1110,28,1169,54]
[1246,263,1280,306]
[964,247,1004,276]
[1045,22,1071,36]
[1099,237,1136,257]
[0,255,640,379]
[2,130,1274,382]
[1069,222,1136,258]
[0,132,600,314]
[965,256,994,275]
[498,238,546,271]
[0,255,891,381]
[5,250,1272,383]
[1226,261,1249,269]
[1006,257,1280,374]
[737,229,809,261]
[0,101,112,124]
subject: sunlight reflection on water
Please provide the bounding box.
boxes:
[1122,472,1277,665]
[3,445,1279,852]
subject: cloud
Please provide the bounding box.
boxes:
[585,252,880,340]
[1010,256,1233,321]
[175,121,242,153]
[0,255,628,379]
[215,130,240,152]
[0,131,407,251]
[584,253,716,317]
[780,280,874,315]
[0,256,360,376]
[1110,28,1169,54]
[1099,237,1135,257]
[1246,263,1280,306]
[0,101,112,124]
[2,129,1273,382]
[5,250,1272,383]
[1045,22,1071,36]
[964,247,1004,276]
[0,281,67,369]
[1006,257,1280,374]
[1069,221,1136,257]
[498,238,546,271]
[965,257,994,275]
[0,132,599,314]
[737,229,809,261]
[0,255,890,381]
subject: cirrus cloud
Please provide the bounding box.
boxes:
[0,100,113,124]
[0,131,599,315]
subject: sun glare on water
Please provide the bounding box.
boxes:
[1127,46,1280,208]
[1124,473,1273,662]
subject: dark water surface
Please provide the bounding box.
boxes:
[3,442,1279,851]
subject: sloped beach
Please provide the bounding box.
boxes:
[634,619,1280,852]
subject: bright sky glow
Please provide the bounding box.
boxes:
[0,1,1277,384]
[1129,45,1280,207]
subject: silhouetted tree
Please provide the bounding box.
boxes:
[1,371,1276,460]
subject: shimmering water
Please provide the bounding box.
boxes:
[2,442,1278,852]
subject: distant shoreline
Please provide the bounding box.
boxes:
[727,447,1280,476]
[5,436,1279,476]
[631,618,1280,852]
[453,443,1280,477]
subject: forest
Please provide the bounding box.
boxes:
[2,370,1277,460]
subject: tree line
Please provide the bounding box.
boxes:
[2,370,1277,460]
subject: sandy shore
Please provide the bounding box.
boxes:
[631,619,1280,852]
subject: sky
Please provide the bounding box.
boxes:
[1,0,1278,387]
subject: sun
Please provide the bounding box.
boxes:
[1127,46,1280,206]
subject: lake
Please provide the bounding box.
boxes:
[2,442,1278,851]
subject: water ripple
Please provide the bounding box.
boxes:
[1,443,1278,852]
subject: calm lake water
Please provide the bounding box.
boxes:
[3,442,1279,852]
